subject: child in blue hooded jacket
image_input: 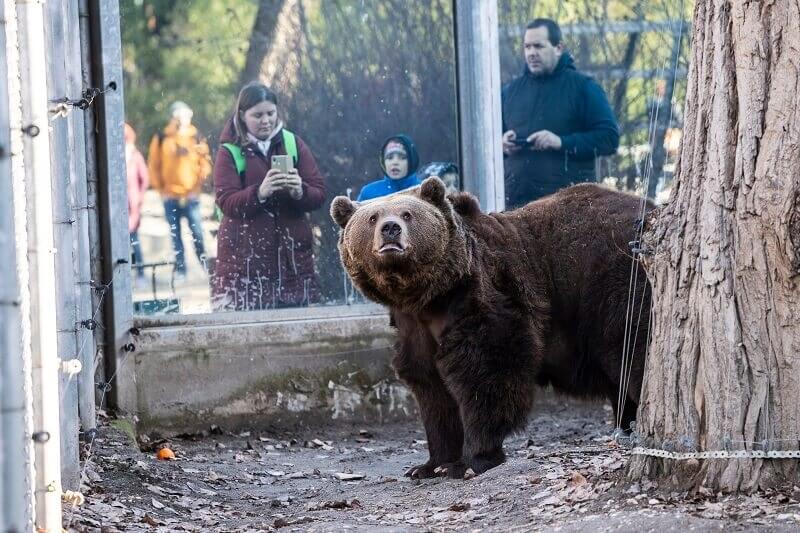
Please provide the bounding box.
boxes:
[357,134,421,202]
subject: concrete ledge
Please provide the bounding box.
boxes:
[125,304,416,435]
[133,302,388,328]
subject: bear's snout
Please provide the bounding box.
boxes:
[381,220,402,240]
[374,215,408,256]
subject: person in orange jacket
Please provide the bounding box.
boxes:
[147,101,212,278]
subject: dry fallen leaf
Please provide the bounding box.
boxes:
[567,471,588,488]
[449,502,471,512]
[141,514,160,526]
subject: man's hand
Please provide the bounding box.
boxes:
[502,130,521,155]
[527,130,562,151]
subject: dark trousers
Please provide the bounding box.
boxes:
[163,197,206,275]
[130,231,144,277]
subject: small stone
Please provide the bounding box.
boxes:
[334,472,366,481]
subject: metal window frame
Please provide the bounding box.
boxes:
[88,0,133,411]
[454,0,505,212]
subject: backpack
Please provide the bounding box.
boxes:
[214,129,298,222]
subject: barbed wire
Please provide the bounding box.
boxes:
[63,268,123,526]
[49,82,117,120]
[615,0,687,435]
[57,279,113,409]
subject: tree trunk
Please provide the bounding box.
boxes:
[247,0,307,102]
[238,0,286,88]
[611,30,640,120]
[628,0,800,492]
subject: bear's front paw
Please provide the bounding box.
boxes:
[404,462,439,479]
[434,453,505,480]
[433,461,476,480]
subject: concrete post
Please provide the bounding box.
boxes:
[78,0,105,419]
[17,0,64,528]
[44,0,97,489]
[1,1,31,529]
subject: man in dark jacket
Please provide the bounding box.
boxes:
[502,18,620,208]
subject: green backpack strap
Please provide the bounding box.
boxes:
[222,143,247,176]
[216,143,247,222]
[282,129,298,165]
[216,135,295,222]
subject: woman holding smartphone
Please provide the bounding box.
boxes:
[212,82,326,311]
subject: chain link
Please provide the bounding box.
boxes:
[632,446,800,460]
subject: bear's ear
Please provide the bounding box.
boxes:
[330,196,357,228]
[419,176,447,209]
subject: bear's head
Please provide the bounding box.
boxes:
[330,177,474,312]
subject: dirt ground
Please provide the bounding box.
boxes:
[65,400,800,532]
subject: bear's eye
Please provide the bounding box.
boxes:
[402,212,412,222]
[369,214,377,225]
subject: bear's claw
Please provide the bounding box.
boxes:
[432,461,476,480]
[404,462,438,479]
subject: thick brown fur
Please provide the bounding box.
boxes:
[331,178,651,479]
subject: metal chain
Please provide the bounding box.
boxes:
[632,447,800,460]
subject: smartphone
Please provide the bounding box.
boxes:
[511,138,531,146]
[271,154,294,173]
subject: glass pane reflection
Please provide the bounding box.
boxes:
[121,0,459,316]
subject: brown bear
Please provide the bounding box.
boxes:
[330,177,651,479]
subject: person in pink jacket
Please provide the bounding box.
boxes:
[126,122,149,281]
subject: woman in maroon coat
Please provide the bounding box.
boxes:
[212,83,326,310]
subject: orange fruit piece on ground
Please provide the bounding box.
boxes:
[156,447,176,460]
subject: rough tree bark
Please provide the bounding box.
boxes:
[628,0,800,492]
